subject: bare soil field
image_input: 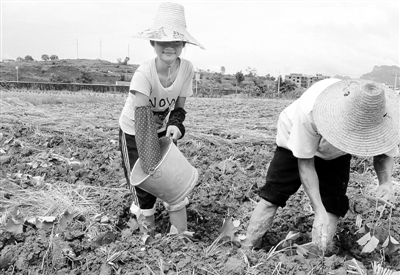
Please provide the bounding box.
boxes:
[1,90,399,274]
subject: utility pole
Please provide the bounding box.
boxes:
[277,72,281,96]
[395,73,398,91]
[128,44,130,59]
[100,39,102,60]
[76,39,79,59]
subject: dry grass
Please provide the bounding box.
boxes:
[0,179,126,227]
[1,89,125,106]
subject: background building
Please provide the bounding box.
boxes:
[285,73,330,88]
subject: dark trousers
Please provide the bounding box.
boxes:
[258,146,351,217]
[119,128,167,210]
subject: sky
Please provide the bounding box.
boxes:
[1,0,399,78]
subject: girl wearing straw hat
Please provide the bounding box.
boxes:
[242,78,399,251]
[118,2,204,234]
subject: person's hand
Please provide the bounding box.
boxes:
[312,210,330,251]
[376,182,394,203]
[166,125,182,142]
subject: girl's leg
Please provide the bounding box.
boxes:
[119,128,157,235]
[164,197,189,233]
[168,207,188,233]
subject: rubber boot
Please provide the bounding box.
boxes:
[168,207,188,233]
[242,198,279,248]
[312,212,339,252]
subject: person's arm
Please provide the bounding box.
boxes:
[373,154,394,202]
[166,97,187,141]
[298,158,325,211]
[174,96,186,109]
[298,157,330,250]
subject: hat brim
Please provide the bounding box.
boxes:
[313,80,399,156]
[133,27,205,50]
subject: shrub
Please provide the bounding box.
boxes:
[25,55,34,62]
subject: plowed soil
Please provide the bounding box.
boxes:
[1,90,399,275]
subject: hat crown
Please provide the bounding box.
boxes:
[153,2,187,30]
[132,2,205,50]
[344,81,386,128]
[314,79,399,156]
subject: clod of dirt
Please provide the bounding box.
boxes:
[0,246,16,270]
[99,262,112,275]
[94,231,116,246]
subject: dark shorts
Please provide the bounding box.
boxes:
[258,146,351,217]
[119,128,168,210]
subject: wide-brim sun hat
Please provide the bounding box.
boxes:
[133,2,205,50]
[313,79,399,156]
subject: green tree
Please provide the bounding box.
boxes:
[265,74,276,81]
[245,67,257,77]
[278,78,297,94]
[119,74,126,81]
[123,57,130,65]
[235,71,245,86]
[50,55,59,60]
[234,71,245,94]
[24,55,34,61]
[215,74,222,84]
[50,73,63,82]
[118,57,130,65]
[221,66,226,75]
[81,71,93,83]
[41,54,49,61]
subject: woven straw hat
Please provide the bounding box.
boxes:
[313,79,399,156]
[133,2,205,50]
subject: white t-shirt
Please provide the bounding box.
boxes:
[119,57,194,135]
[276,78,399,159]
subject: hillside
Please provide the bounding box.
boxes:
[334,65,400,87]
[360,65,400,86]
[0,59,278,96]
[1,59,398,91]
[0,59,138,84]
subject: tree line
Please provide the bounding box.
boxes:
[13,54,59,62]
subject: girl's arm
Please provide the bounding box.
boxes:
[175,96,186,109]
[166,97,187,141]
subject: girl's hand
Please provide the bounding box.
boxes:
[166,125,182,141]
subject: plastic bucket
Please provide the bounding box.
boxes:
[130,137,198,205]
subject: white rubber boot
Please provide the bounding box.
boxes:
[168,207,188,233]
[242,198,279,248]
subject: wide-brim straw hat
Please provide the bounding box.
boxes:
[133,2,205,50]
[313,79,399,156]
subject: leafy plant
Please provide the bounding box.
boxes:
[347,259,400,275]
[204,217,240,256]
[372,261,400,275]
[356,198,399,254]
